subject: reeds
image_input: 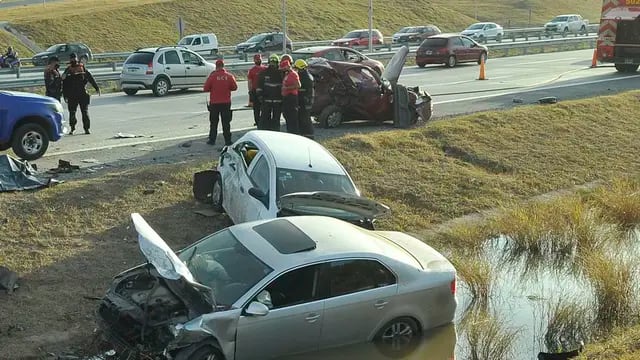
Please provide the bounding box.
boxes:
[463,311,519,360]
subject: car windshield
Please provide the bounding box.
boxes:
[45,44,61,52]
[276,168,357,198]
[551,16,568,22]
[344,31,362,38]
[421,38,448,47]
[178,229,273,308]
[178,37,193,45]
[467,23,486,30]
[247,34,267,43]
[398,27,417,33]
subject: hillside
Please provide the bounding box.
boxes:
[0,0,603,53]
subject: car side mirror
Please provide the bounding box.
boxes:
[246,301,270,316]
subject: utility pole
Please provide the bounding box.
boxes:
[282,0,287,54]
[368,0,373,53]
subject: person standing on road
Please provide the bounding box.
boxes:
[256,54,283,131]
[44,56,62,102]
[247,54,267,127]
[203,59,238,146]
[293,59,315,139]
[62,52,100,135]
[280,59,301,134]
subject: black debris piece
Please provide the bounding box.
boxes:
[47,160,81,174]
[538,96,558,104]
[0,155,55,192]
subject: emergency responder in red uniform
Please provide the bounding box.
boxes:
[294,59,315,139]
[44,56,62,102]
[247,54,267,127]
[204,59,238,146]
[280,59,301,134]
[256,54,283,131]
[62,53,100,134]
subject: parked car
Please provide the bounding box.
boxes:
[331,29,384,47]
[544,14,589,35]
[307,46,432,128]
[415,34,488,68]
[235,32,292,54]
[119,46,215,97]
[97,213,458,360]
[391,25,442,44]
[0,91,67,160]
[291,46,384,75]
[178,33,219,56]
[31,43,92,66]
[202,130,390,229]
[460,22,504,42]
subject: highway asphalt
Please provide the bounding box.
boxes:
[18,48,640,172]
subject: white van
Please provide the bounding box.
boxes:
[178,33,219,56]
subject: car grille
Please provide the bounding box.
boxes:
[97,298,143,349]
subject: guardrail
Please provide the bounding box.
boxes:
[0,36,597,90]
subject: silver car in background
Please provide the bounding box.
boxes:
[97,214,457,360]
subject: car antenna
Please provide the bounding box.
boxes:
[307,147,313,168]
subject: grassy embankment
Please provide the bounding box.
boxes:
[0,0,601,52]
[2,90,640,357]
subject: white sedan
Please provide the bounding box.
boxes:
[210,130,390,229]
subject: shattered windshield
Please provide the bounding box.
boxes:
[276,168,357,198]
[551,16,568,22]
[178,229,273,308]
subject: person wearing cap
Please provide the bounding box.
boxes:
[62,52,100,135]
[294,59,315,139]
[203,59,238,146]
[280,59,301,134]
[256,54,283,131]
[44,56,62,101]
[247,54,267,127]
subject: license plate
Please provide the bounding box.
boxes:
[128,67,139,72]
[426,50,432,55]
[625,58,634,64]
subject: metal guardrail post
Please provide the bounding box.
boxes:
[111,62,116,71]
[525,33,529,41]
[16,66,20,78]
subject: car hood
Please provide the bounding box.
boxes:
[393,32,419,37]
[32,51,54,58]
[381,45,409,86]
[279,191,390,220]
[0,90,58,103]
[462,29,481,33]
[236,42,257,48]
[545,22,560,26]
[333,38,357,43]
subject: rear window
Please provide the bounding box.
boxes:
[420,38,448,47]
[126,52,154,65]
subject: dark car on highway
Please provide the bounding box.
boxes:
[391,25,442,44]
[291,46,384,75]
[415,34,488,68]
[235,32,292,54]
[31,43,93,66]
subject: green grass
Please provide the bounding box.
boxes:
[0,0,602,53]
[578,325,640,359]
[462,311,519,360]
[0,29,33,57]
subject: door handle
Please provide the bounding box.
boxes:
[165,67,171,70]
[240,186,244,193]
[305,313,320,323]
[186,66,191,69]
[374,300,389,309]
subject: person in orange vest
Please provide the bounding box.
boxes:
[203,59,238,146]
[280,59,301,134]
[247,54,267,127]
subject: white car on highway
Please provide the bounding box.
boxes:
[211,130,390,229]
[460,22,504,42]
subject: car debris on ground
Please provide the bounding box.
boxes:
[112,132,145,139]
[0,154,60,191]
[47,160,81,174]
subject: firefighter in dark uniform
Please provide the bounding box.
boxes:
[256,54,283,131]
[44,56,62,101]
[62,53,100,134]
[294,59,315,139]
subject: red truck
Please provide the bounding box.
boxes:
[597,0,640,72]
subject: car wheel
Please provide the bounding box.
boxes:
[446,55,457,68]
[496,33,503,42]
[478,34,485,44]
[211,176,223,212]
[0,143,10,151]
[477,52,488,65]
[175,344,225,360]
[580,25,586,35]
[417,63,426,68]
[615,63,639,73]
[374,317,420,358]
[11,123,50,161]
[318,105,343,128]
[152,77,170,97]
[562,27,569,37]
[123,89,138,96]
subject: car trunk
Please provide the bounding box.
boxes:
[615,19,640,59]
[417,38,449,56]
[123,52,154,78]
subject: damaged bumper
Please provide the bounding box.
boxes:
[410,86,433,122]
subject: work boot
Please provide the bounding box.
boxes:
[84,129,90,135]
[69,127,75,135]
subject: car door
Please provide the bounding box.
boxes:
[460,36,480,61]
[237,153,274,222]
[318,259,398,349]
[346,67,385,118]
[343,49,363,64]
[181,50,209,85]
[453,36,470,61]
[191,36,203,53]
[235,264,325,360]
[161,50,186,86]
[486,24,497,38]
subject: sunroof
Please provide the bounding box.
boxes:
[252,219,317,254]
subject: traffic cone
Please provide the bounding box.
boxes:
[591,48,598,68]
[478,56,487,80]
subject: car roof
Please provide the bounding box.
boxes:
[294,46,355,53]
[240,130,348,175]
[430,33,460,38]
[349,29,380,32]
[230,216,421,270]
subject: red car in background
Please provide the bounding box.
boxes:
[331,29,384,47]
[415,34,488,68]
[291,46,385,75]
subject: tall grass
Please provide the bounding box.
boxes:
[585,178,640,231]
[450,253,493,310]
[463,311,519,360]
[542,298,592,353]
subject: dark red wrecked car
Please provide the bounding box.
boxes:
[307,46,432,129]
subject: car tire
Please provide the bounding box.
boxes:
[615,63,639,73]
[580,25,586,35]
[417,63,426,68]
[11,123,50,161]
[123,89,138,96]
[374,317,421,358]
[446,55,457,68]
[496,33,503,42]
[562,27,569,37]
[175,343,225,360]
[318,105,343,128]
[477,52,488,65]
[478,34,485,44]
[0,143,10,151]
[152,76,170,97]
[211,175,223,212]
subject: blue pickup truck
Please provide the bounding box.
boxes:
[0,91,67,160]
